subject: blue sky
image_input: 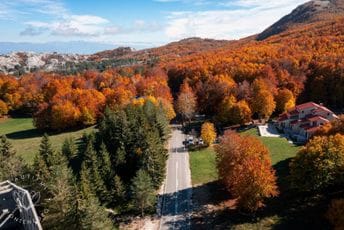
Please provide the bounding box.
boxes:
[0,0,309,49]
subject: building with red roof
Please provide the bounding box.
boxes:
[277,102,338,142]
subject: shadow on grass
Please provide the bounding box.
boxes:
[5,129,43,139]
[190,179,331,230]
[273,158,293,193]
[5,125,95,140]
[160,181,228,230]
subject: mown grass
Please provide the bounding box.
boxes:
[0,118,96,164]
[189,127,300,186]
[241,128,301,166]
[189,147,218,186]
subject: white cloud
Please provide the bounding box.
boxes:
[153,0,211,5]
[165,0,309,40]
[22,17,163,38]
[0,0,68,19]
[103,20,162,35]
[68,15,109,25]
[52,15,109,36]
[22,15,110,37]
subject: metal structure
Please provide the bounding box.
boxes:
[0,180,42,230]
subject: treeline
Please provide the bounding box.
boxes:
[58,58,140,75]
[0,67,175,131]
[0,99,170,228]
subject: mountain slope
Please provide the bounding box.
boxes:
[257,0,344,40]
[0,38,232,76]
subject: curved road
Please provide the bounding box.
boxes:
[159,127,192,230]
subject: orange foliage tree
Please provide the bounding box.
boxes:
[176,80,197,123]
[216,131,278,212]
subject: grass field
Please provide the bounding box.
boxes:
[0,118,96,164]
[241,127,301,189]
[241,128,301,165]
[189,147,218,185]
[189,127,300,186]
[190,127,327,229]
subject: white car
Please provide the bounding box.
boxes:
[198,138,204,145]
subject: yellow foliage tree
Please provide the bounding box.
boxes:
[251,79,276,119]
[275,88,295,113]
[290,134,344,191]
[218,96,252,125]
[159,99,176,121]
[201,122,216,146]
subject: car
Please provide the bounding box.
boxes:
[187,139,194,145]
[184,136,195,146]
[198,138,204,145]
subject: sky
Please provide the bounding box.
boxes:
[0,0,310,51]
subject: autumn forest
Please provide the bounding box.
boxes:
[1,0,344,229]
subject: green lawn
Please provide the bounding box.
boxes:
[241,128,301,166]
[189,147,218,185]
[189,128,300,186]
[0,118,96,164]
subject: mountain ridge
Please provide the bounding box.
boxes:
[257,0,344,40]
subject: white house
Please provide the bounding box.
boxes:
[277,102,338,142]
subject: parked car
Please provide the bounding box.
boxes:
[187,139,194,145]
[197,138,204,145]
[184,136,195,146]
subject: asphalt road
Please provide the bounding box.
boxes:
[159,127,192,230]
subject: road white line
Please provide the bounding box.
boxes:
[175,161,178,210]
[173,161,178,230]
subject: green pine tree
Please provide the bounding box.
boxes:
[140,132,167,189]
[131,169,156,217]
[111,175,126,207]
[62,137,77,161]
[114,143,126,167]
[39,134,56,167]
[82,138,109,204]
[155,104,171,141]
[78,158,114,229]
[0,135,25,181]
[0,135,15,157]
[98,142,112,183]
[42,162,79,230]
[77,193,114,230]
[32,154,50,183]
[79,162,93,200]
